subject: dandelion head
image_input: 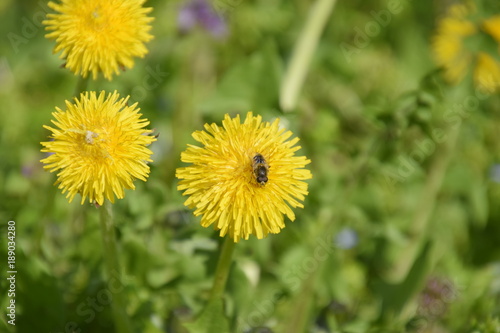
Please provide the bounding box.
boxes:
[432,4,500,92]
[474,52,500,93]
[43,0,154,80]
[477,15,500,92]
[432,4,477,84]
[483,15,500,43]
[176,112,312,242]
[41,91,156,205]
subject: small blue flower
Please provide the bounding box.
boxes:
[335,228,358,249]
[178,0,228,38]
[489,164,500,183]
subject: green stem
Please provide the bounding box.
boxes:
[166,37,204,185]
[388,124,461,280]
[73,75,90,97]
[280,0,337,112]
[99,201,134,333]
[208,236,236,303]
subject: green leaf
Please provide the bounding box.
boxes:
[201,39,282,115]
[469,183,488,227]
[183,299,231,333]
[379,240,433,319]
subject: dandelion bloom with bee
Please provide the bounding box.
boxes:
[40,91,156,205]
[43,0,154,80]
[432,4,500,93]
[176,112,312,242]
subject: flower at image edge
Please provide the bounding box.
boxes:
[43,0,154,80]
[176,112,312,242]
[432,4,500,92]
[476,15,500,92]
[482,15,500,43]
[432,4,477,84]
[41,91,156,205]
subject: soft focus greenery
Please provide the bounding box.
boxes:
[1,0,500,333]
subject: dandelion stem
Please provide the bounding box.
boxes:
[280,0,337,112]
[209,236,236,303]
[99,201,133,333]
[73,75,90,97]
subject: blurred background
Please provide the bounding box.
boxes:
[1,0,500,332]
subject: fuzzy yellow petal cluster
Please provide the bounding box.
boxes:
[44,0,154,80]
[432,5,500,93]
[176,112,312,242]
[41,91,156,205]
[483,15,500,43]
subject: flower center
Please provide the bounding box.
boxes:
[85,5,109,32]
[85,130,98,144]
[78,128,113,161]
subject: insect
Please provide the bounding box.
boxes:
[252,153,270,186]
[85,130,98,144]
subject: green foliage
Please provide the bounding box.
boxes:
[1,0,500,332]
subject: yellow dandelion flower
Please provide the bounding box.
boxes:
[432,4,500,92]
[483,15,500,43]
[176,112,312,242]
[41,91,156,205]
[44,0,154,80]
[432,4,477,84]
[474,52,500,92]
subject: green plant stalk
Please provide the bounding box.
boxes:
[388,124,461,281]
[208,236,236,303]
[182,236,234,333]
[99,201,133,333]
[280,0,337,112]
[73,75,90,97]
[167,35,206,184]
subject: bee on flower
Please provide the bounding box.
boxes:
[176,112,312,242]
[252,153,270,186]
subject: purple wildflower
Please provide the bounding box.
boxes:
[178,0,228,38]
[418,277,457,319]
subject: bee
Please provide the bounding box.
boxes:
[252,153,270,186]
